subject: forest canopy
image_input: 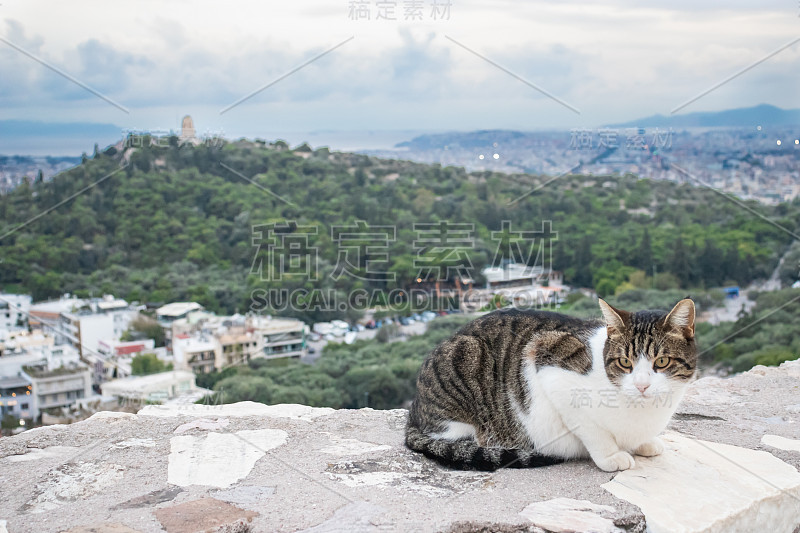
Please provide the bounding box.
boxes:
[0,138,797,324]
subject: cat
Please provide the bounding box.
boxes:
[405,298,696,472]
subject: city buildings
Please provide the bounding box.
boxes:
[172,335,220,374]
[0,376,33,422]
[364,127,800,205]
[156,302,204,326]
[217,330,260,368]
[0,293,31,333]
[58,295,139,358]
[255,316,307,360]
[460,263,570,311]
[156,302,205,348]
[22,364,93,419]
[102,370,201,404]
[2,292,310,429]
[169,312,308,374]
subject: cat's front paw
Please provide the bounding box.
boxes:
[595,451,635,472]
[634,437,664,457]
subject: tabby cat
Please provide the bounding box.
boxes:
[406,298,696,471]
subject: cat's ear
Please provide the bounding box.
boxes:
[598,299,630,335]
[664,298,695,339]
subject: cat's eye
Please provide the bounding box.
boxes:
[654,356,671,370]
[617,357,633,371]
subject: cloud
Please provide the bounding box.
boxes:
[0,1,797,135]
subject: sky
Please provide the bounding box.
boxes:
[1,0,799,150]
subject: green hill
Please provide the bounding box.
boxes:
[0,137,797,321]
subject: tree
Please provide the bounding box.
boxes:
[123,315,166,347]
[131,353,170,376]
[698,239,724,287]
[573,235,593,288]
[633,228,652,271]
[376,323,401,343]
[669,236,690,287]
[355,166,367,187]
[722,246,743,285]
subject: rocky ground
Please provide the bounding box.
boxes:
[0,361,799,533]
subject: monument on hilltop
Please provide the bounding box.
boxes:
[179,115,201,146]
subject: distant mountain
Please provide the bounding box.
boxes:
[608,104,800,129]
[396,130,530,150]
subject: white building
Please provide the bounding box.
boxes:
[29,295,86,344]
[462,263,570,311]
[21,364,93,419]
[482,263,564,290]
[97,338,156,358]
[0,329,86,423]
[172,335,220,374]
[0,333,81,377]
[156,302,204,326]
[253,316,307,360]
[0,293,31,332]
[102,370,200,404]
[59,296,138,358]
[0,376,33,422]
[95,338,158,382]
[156,302,205,349]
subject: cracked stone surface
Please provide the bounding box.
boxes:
[603,432,800,533]
[0,360,797,532]
[167,428,288,488]
[153,498,257,533]
[519,498,631,533]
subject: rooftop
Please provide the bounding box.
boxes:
[156,302,203,318]
[256,317,305,334]
[173,336,217,352]
[29,297,85,315]
[482,263,551,284]
[0,293,32,308]
[0,375,31,389]
[0,360,798,532]
[95,299,130,311]
[22,363,89,379]
[102,370,197,395]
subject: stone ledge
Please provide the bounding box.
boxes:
[0,360,797,533]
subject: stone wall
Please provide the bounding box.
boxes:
[1,360,799,533]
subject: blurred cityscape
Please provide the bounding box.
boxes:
[364,125,800,205]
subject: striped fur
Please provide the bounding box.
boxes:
[406,300,697,471]
[405,424,563,471]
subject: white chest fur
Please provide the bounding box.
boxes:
[516,327,687,459]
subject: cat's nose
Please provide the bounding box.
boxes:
[636,383,650,394]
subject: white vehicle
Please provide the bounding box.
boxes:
[313,322,334,335]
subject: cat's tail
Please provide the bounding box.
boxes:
[404,424,564,471]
